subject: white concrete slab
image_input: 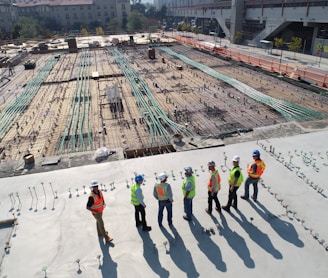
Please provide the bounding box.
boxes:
[0,130,327,277]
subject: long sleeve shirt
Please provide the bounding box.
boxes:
[135,187,145,207]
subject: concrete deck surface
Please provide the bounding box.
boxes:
[0,129,327,277]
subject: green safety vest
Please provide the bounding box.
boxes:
[229,166,244,187]
[182,174,196,198]
[131,184,143,205]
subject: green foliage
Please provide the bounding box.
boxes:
[131,3,146,15]
[12,25,21,39]
[159,6,167,21]
[80,28,88,36]
[274,37,284,49]
[145,6,157,18]
[288,37,302,52]
[127,11,146,32]
[234,31,242,43]
[179,23,191,32]
[13,17,38,39]
[96,27,104,36]
[192,27,201,35]
[288,37,302,58]
[107,18,119,33]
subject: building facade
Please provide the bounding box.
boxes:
[0,0,17,37]
[0,0,130,35]
[158,0,328,56]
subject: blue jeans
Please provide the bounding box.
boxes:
[243,177,259,200]
[184,198,193,220]
[158,200,172,225]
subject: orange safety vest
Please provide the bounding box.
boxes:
[155,183,169,200]
[208,170,221,192]
[90,191,105,214]
[247,159,266,178]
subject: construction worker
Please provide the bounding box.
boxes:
[86,180,113,243]
[182,167,196,221]
[153,173,173,226]
[205,161,221,215]
[131,174,151,231]
[241,150,266,202]
[222,156,244,212]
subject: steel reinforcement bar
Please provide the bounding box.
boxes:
[57,49,93,154]
[107,47,193,146]
[159,46,328,122]
[0,56,57,140]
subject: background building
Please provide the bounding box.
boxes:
[161,0,328,56]
[0,0,130,36]
[0,0,17,37]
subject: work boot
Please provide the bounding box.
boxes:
[241,196,248,200]
[222,206,230,213]
[105,235,113,243]
[142,226,152,231]
[205,208,211,215]
[215,207,222,214]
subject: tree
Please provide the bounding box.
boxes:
[107,18,120,33]
[127,11,146,32]
[181,23,191,32]
[81,28,88,36]
[145,6,157,18]
[288,37,302,59]
[159,6,167,21]
[12,24,22,39]
[234,31,242,44]
[274,37,284,52]
[192,26,201,39]
[14,17,38,39]
[96,27,104,35]
[274,37,284,71]
[131,2,146,15]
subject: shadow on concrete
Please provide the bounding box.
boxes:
[250,200,304,248]
[137,228,170,278]
[231,210,283,259]
[215,213,255,268]
[160,225,200,277]
[188,216,227,272]
[98,238,117,277]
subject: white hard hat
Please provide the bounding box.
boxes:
[184,167,193,174]
[90,180,99,187]
[158,173,168,181]
[232,156,240,162]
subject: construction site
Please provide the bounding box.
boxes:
[0,34,328,174]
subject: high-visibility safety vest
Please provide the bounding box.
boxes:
[208,170,221,192]
[155,183,169,201]
[131,184,142,205]
[89,191,105,215]
[182,174,196,199]
[229,166,244,187]
[247,159,266,178]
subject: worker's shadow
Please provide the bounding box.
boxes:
[138,228,170,278]
[250,200,304,247]
[160,225,199,277]
[98,238,117,277]
[188,216,227,272]
[209,214,254,269]
[231,210,283,259]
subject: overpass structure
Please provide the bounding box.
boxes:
[165,0,328,56]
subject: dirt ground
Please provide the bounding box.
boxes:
[0,43,328,169]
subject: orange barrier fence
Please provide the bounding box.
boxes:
[174,36,328,89]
